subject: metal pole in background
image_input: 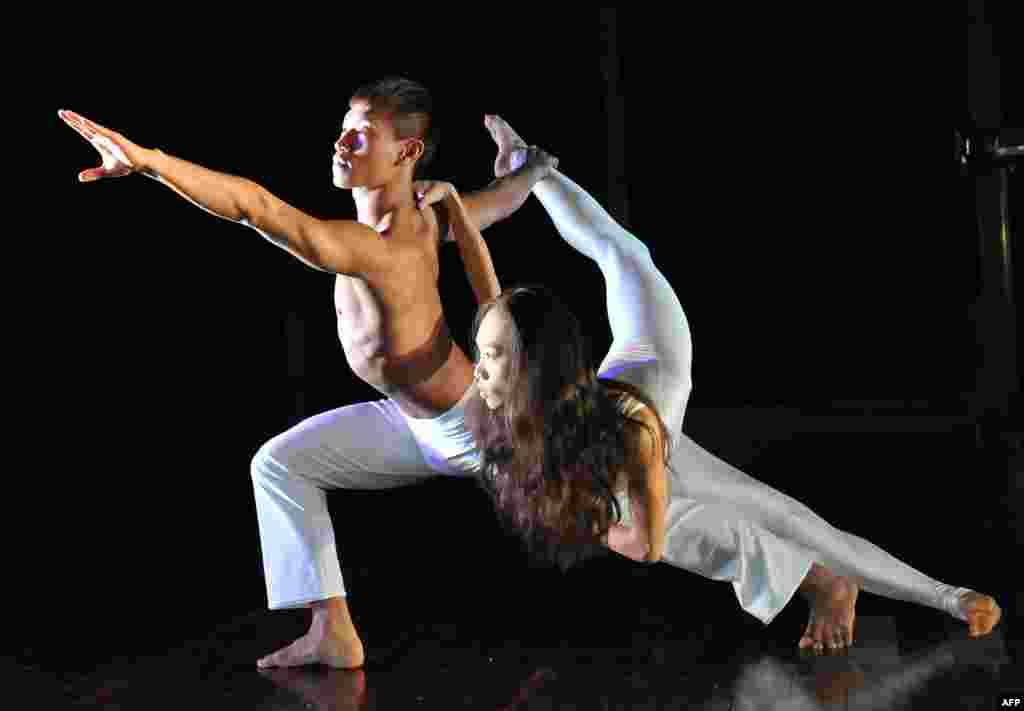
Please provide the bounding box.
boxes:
[966,0,1023,642]
[965,0,1019,429]
[599,9,630,229]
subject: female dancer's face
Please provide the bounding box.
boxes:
[474,307,514,410]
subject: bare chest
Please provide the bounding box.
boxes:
[332,244,443,378]
[334,274,385,359]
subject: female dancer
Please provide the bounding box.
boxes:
[438,115,1002,652]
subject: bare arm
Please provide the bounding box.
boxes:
[603,407,669,563]
[459,173,533,233]
[634,408,669,563]
[57,111,387,276]
[459,146,559,233]
[140,149,388,275]
[442,190,501,303]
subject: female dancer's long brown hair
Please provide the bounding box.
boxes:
[465,285,673,570]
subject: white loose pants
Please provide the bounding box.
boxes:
[250,168,971,625]
[251,384,481,610]
[535,169,971,625]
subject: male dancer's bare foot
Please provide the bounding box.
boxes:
[257,598,365,670]
[484,114,558,179]
[959,591,1001,637]
[798,563,859,653]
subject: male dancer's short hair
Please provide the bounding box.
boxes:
[350,76,438,179]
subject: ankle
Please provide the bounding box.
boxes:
[311,597,345,624]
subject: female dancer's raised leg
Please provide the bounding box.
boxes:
[484,115,1000,647]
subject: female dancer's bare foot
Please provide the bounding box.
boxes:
[484,114,558,179]
[257,599,365,669]
[798,563,859,653]
[959,591,1001,637]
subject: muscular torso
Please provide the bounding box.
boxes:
[334,205,475,419]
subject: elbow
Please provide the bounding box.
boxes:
[481,281,501,305]
[239,179,270,225]
[244,188,331,273]
[303,239,338,273]
[643,522,665,563]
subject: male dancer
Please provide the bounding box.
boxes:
[58,77,557,670]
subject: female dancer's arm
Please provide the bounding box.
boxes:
[603,407,669,563]
[626,484,667,563]
[628,407,669,563]
[605,522,649,562]
[447,189,501,303]
[415,181,500,303]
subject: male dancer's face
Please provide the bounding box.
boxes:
[332,99,419,191]
[474,307,514,410]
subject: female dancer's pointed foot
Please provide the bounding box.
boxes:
[798,565,859,654]
[484,114,529,178]
[960,591,1001,637]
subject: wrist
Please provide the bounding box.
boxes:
[491,173,532,214]
[442,190,464,215]
[137,147,162,176]
[515,163,553,195]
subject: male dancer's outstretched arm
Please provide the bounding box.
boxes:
[60,109,549,286]
[58,110,393,276]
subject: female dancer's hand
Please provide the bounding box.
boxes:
[412,180,457,210]
[58,110,148,182]
[606,523,650,563]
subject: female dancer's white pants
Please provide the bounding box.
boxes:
[251,169,970,624]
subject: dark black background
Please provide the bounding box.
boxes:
[21,7,1020,668]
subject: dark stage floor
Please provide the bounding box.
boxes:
[16,413,1022,709]
[16,606,1021,710]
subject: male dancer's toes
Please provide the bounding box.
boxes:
[257,628,365,670]
[257,626,364,670]
[797,563,859,654]
[959,591,1002,637]
[485,114,529,178]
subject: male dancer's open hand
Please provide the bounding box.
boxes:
[58,110,147,182]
